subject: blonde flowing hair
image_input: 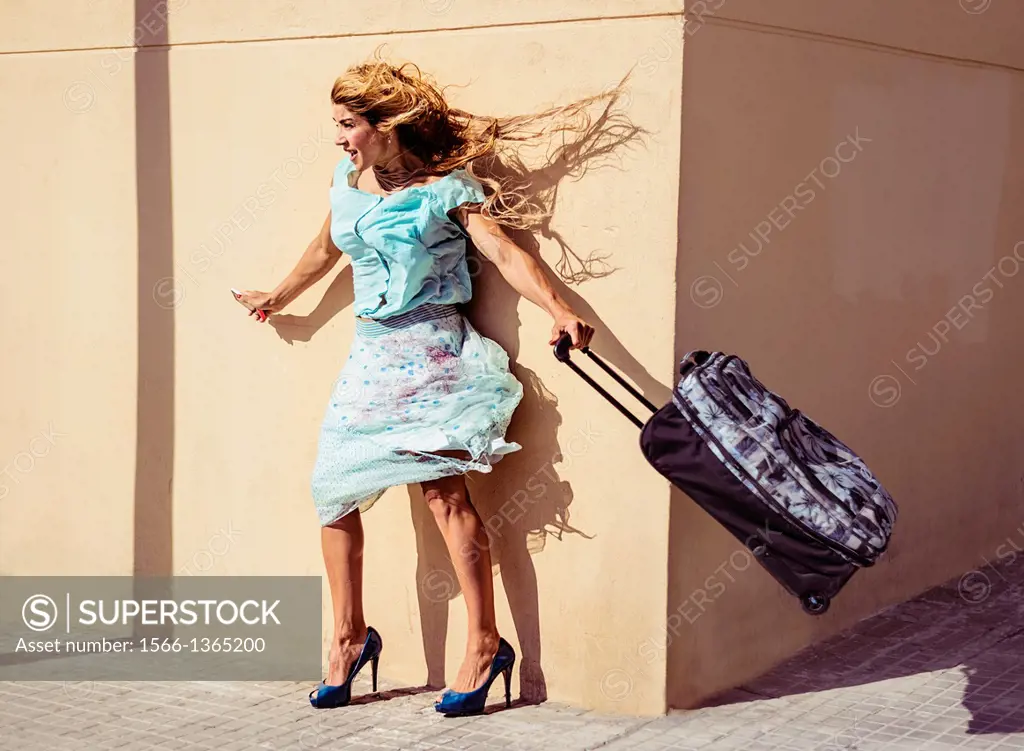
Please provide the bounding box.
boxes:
[331,50,640,280]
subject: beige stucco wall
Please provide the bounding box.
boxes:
[2,0,1021,717]
[1,0,680,715]
[0,4,139,577]
[167,10,679,714]
[666,0,1024,708]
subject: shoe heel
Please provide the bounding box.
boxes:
[371,654,379,693]
[502,664,513,709]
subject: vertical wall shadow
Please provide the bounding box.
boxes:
[132,0,174,599]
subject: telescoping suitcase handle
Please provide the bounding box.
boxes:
[553,333,658,429]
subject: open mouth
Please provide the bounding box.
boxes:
[345,149,358,160]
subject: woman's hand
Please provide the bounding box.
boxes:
[232,211,342,323]
[549,310,595,350]
[233,289,283,322]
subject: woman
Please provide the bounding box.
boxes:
[236,57,599,715]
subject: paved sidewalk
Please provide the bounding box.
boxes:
[2,554,1022,750]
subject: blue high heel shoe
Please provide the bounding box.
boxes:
[434,637,516,716]
[309,626,383,709]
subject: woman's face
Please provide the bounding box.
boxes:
[333,103,391,170]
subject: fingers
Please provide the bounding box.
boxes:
[571,322,597,350]
[576,324,594,350]
[549,325,561,346]
[549,321,595,350]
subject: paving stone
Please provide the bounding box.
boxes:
[4,557,1024,749]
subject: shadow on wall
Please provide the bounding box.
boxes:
[664,24,1024,711]
[685,84,1024,731]
[664,271,1024,698]
[269,264,355,344]
[264,74,674,702]
[662,275,1024,713]
[133,0,174,593]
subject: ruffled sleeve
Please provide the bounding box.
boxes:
[432,169,486,237]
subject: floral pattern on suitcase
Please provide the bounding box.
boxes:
[674,352,898,562]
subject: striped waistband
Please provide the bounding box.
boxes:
[355,303,460,338]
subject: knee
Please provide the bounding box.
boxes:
[324,509,361,532]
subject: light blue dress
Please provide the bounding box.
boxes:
[311,156,525,526]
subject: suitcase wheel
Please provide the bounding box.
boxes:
[801,593,830,616]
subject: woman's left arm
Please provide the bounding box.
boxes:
[461,209,595,350]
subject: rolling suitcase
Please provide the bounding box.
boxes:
[553,336,898,615]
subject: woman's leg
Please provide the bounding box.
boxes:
[321,509,369,685]
[421,472,502,693]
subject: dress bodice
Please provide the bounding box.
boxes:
[328,155,486,319]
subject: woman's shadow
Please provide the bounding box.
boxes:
[268,264,354,345]
[269,74,674,705]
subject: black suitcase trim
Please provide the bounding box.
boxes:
[641,398,858,615]
[551,335,861,615]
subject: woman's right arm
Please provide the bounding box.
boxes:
[235,211,342,316]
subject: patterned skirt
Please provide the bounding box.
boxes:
[311,303,524,526]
